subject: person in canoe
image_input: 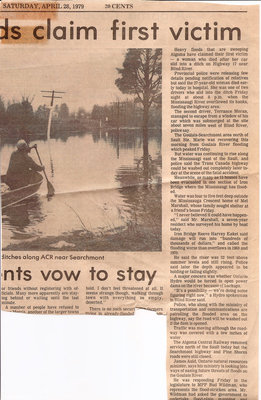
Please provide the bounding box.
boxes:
[5,140,45,190]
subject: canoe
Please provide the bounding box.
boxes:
[1,172,44,209]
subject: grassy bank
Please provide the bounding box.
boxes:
[3,226,161,252]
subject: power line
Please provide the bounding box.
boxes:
[41,90,66,107]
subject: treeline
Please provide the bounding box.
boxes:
[91,100,161,128]
[0,96,161,141]
[0,96,92,139]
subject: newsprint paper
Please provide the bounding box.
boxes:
[0,1,259,399]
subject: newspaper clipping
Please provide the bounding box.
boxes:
[0,1,259,399]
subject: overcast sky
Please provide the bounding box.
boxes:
[0,47,128,112]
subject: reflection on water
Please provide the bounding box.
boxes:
[1,129,161,251]
[3,196,45,240]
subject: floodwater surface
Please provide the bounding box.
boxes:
[1,130,162,251]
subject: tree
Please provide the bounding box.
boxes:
[77,107,89,120]
[58,103,69,120]
[35,104,49,121]
[0,96,6,127]
[6,97,34,128]
[91,104,103,121]
[115,49,162,168]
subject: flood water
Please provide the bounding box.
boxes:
[1,130,162,251]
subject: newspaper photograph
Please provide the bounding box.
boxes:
[1,48,162,252]
[0,1,259,399]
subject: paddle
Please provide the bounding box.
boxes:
[33,145,55,197]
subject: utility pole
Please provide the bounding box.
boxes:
[40,90,66,177]
[41,90,66,139]
[41,90,66,107]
